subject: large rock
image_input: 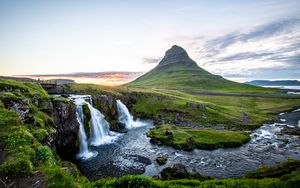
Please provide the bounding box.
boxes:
[160,163,212,180]
[49,100,79,160]
[161,164,188,179]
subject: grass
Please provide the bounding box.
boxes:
[147,124,250,150]
[62,83,121,96]
[126,87,300,130]
[1,79,300,187]
[245,159,300,179]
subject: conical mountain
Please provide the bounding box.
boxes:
[127,45,260,91]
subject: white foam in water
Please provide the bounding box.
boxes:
[280,119,286,122]
[292,109,300,112]
[287,91,300,95]
[298,120,300,128]
[116,100,147,129]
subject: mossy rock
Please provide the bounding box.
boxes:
[82,103,91,137]
[156,156,168,165]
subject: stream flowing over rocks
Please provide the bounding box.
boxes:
[72,95,300,179]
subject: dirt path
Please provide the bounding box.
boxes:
[152,88,300,99]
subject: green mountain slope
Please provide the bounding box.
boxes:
[127,45,274,93]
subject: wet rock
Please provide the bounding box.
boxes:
[281,127,300,136]
[150,137,163,146]
[161,163,212,180]
[161,163,188,179]
[186,136,196,151]
[156,156,168,165]
[111,122,127,133]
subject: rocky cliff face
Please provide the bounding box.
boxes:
[91,92,138,132]
[48,100,79,160]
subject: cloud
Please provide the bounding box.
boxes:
[219,52,274,62]
[142,57,161,64]
[190,18,300,81]
[203,18,300,55]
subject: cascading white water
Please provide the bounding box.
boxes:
[74,98,97,160]
[87,103,118,146]
[70,95,119,159]
[116,100,146,129]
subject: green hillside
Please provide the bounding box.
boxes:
[127,45,276,93]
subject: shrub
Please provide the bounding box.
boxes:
[36,146,53,161]
[0,158,33,176]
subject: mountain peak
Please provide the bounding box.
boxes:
[164,45,189,59]
[158,45,195,67]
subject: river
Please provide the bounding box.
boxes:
[75,109,300,180]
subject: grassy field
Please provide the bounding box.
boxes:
[126,87,300,130]
[147,124,250,150]
[1,79,300,187]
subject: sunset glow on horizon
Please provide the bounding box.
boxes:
[24,72,144,86]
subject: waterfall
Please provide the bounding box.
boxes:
[74,98,97,160]
[87,103,118,146]
[116,100,146,129]
[70,95,118,159]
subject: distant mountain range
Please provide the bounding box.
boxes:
[245,80,300,86]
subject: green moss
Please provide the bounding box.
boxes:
[0,79,49,99]
[0,99,4,108]
[0,109,20,137]
[0,157,33,176]
[40,164,90,188]
[4,127,35,149]
[147,125,250,150]
[35,111,55,128]
[31,127,49,142]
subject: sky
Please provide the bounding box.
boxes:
[0,0,300,84]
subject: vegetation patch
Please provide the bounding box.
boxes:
[0,157,33,176]
[4,127,35,149]
[245,159,300,179]
[36,146,54,162]
[147,124,250,150]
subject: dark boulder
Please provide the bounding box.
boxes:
[161,163,212,180]
[156,156,168,165]
[161,164,188,179]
